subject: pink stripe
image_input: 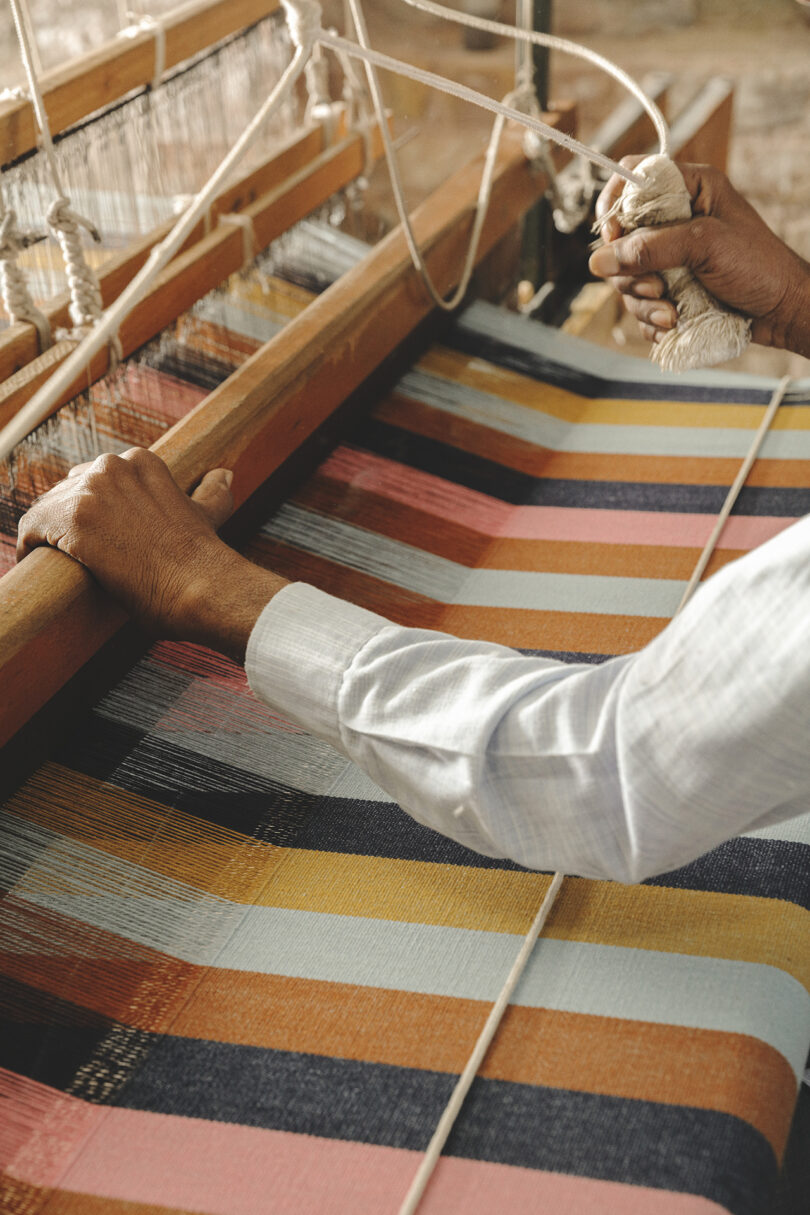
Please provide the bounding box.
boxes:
[323,447,794,551]
[4,1087,727,1215]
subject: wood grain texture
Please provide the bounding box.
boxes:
[0,0,281,166]
[0,114,573,746]
[0,124,327,383]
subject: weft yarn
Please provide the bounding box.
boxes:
[603,154,750,373]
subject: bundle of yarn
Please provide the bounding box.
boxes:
[604,154,751,373]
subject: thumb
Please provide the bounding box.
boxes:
[191,468,234,529]
[589,222,697,280]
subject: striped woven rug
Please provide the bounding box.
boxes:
[1,275,809,1215]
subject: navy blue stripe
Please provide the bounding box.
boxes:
[352,420,810,515]
[114,1037,776,1215]
[646,836,810,909]
[53,711,810,900]
[447,320,797,406]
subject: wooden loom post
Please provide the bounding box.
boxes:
[0,0,282,166]
[0,114,574,747]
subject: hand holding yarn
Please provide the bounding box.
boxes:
[590,158,810,367]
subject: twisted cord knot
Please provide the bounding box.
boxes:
[281,0,322,50]
[47,196,104,327]
[0,206,52,349]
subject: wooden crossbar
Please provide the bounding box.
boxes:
[0,0,281,167]
[0,122,329,384]
[0,120,385,432]
[0,112,574,747]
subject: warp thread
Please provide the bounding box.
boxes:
[600,154,751,373]
[0,206,52,350]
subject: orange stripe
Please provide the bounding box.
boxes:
[381,394,810,488]
[294,475,740,580]
[4,954,794,1157]
[246,537,666,653]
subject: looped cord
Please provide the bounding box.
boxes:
[0,205,52,350]
[281,0,322,51]
[46,196,104,328]
[119,13,166,92]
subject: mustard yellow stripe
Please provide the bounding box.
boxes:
[420,345,810,432]
[11,764,809,990]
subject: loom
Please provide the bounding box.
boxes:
[0,2,808,1213]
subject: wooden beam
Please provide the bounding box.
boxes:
[1,0,281,167]
[0,122,328,384]
[0,121,384,431]
[668,78,734,172]
[0,113,574,747]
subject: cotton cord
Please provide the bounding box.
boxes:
[0,0,670,455]
[0,199,52,351]
[400,0,670,158]
[397,871,565,1215]
[119,13,167,92]
[0,29,312,461]
[8,0,115,352]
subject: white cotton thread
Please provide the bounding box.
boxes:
[119,13,167,92]
[398,872,565,1215]
[7,0,116,358]
[399,0,670,158]
[0,28,312,461]
[0,201,52,350]
[599,154,751,373]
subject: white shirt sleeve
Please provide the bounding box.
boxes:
[245,515,810,883]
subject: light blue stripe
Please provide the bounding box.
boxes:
[398,366,810,459]
[9,824,808,1082]
[458,300,810,397]
[263,504,682,616]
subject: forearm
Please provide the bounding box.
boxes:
[246,518,810,882]
[179,543,288,663]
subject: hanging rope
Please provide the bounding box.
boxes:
[7,0,117,358]
[0,196,52,351]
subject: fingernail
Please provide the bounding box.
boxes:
[650,308,675,329]
[589,247,619,277]
[634,281,661,299]
[222,469,234,489]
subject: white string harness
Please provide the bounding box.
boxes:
[0,5,790,1207]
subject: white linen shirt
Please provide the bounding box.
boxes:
[245,513,810,883]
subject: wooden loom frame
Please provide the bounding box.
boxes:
[0,108,576,747]
[0,70,736,751]
[0,0,282,167]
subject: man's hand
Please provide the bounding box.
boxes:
[589,159,810,358]
[17,448,287,661]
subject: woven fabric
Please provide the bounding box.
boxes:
[1,276,810,1215]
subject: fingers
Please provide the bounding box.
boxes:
[191,469,234,530]
[594,156,644,241]
[589,220,701,281]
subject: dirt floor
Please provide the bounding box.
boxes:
[2,0,810,375]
